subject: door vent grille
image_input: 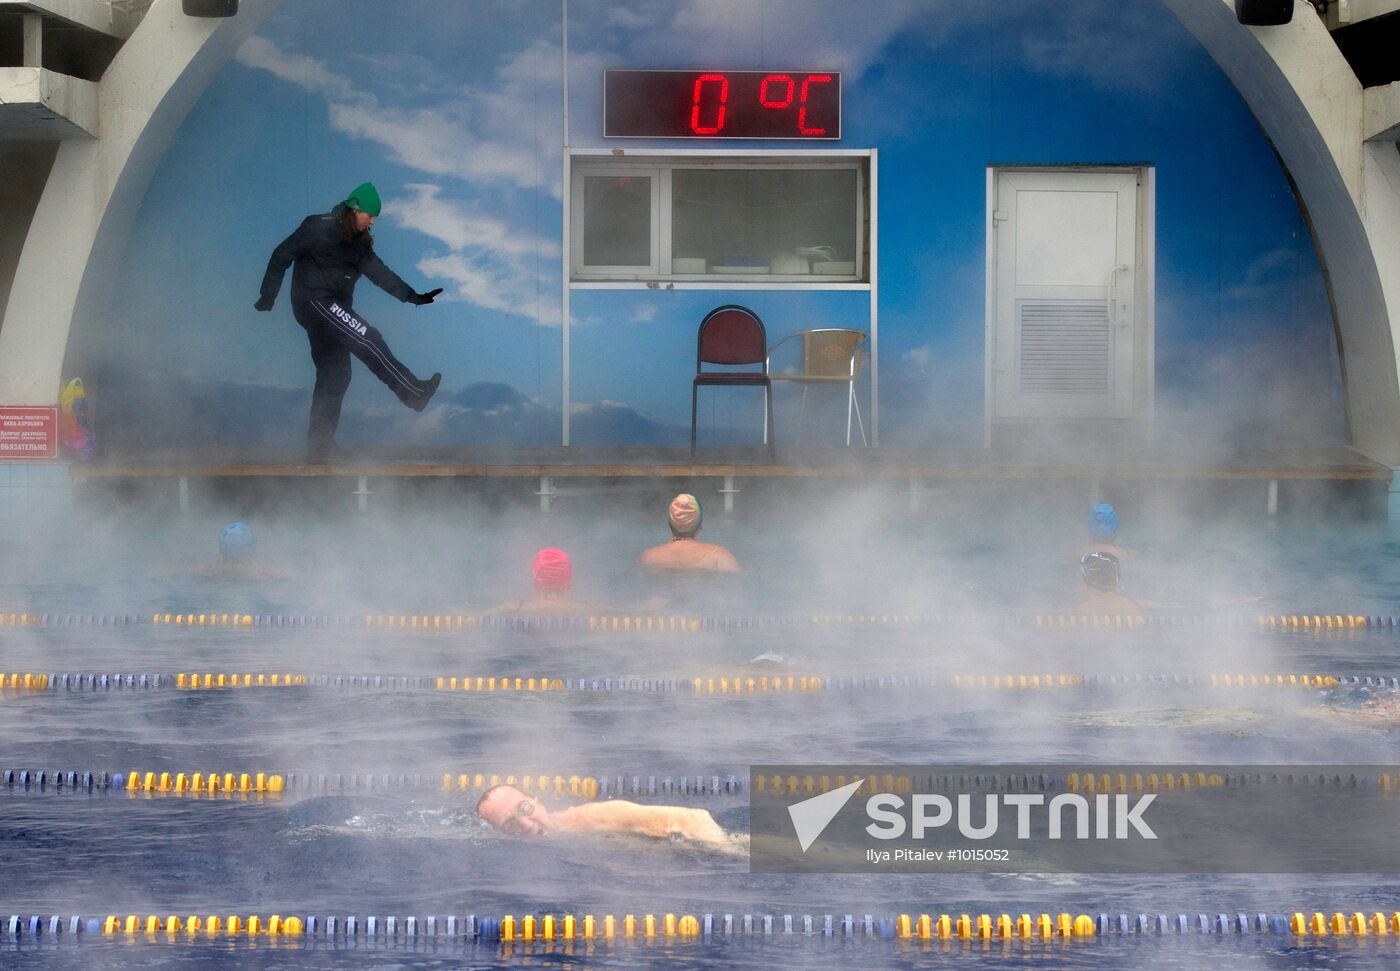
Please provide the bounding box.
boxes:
[1017,300,1112,396]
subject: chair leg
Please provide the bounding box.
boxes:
[765,383,775,459]
[851,385,867,447]
[691,382,699,455]
[846,382,854,447]
[797,385,808,449]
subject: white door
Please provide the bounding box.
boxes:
[989,170,1142,423]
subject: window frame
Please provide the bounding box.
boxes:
[567,149,872,290]
[570,164,662,279]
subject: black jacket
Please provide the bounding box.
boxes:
[259,205,416,307]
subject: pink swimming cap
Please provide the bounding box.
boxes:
[532,547,572,590]
[668,494,702,536]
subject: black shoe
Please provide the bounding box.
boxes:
[411,372,442,413]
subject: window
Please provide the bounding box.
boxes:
[577,168,659,275]
[569,153,868,285]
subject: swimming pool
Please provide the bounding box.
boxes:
[2,488,1399,967]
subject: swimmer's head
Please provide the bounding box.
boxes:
[1089,503,1119,542]
[219,522,255,562]
[532,547,572,591]
[668,494,702,538]
[476,784,551,837]
[1080,551,1121,592]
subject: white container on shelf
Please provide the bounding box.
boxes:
[770,254,810,274]
[672,257,707,274]
[812,260,857,275]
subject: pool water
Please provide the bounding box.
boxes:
[2,488,1399,967]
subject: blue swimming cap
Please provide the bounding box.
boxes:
[219,522,255,561]
[1089,503,1119,542]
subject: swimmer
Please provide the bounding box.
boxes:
[487,548,617,616]
[1074,551,1144,613]
[1087,502,1130,559]
[190,522,286,580]
[475,784,731,847]
[640,494,740,573]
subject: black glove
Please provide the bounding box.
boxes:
[411,288,443,306]
[254,296,274,312]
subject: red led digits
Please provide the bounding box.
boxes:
[604,69,838,138]
[798,74,832,135]
[759,74,795,109]
[690,73,729,135]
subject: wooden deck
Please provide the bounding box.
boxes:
[69,446,1392,482]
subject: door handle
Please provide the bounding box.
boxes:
[1107,264,1130,326]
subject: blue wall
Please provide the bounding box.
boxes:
[87,0,1342,450]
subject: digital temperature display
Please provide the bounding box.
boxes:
[604,69,841,140]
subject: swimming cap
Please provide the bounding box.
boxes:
[532,548,572,590]
[219,522,255,562]
[668,494,702,536]
[344,182,381,217]
[1089,503,1119,542]
[1080,551,1121,592]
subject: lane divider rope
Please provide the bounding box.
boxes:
[0,770,745,798]
[5,769,1399,798]
[3,672,1396,694]
[4,910,1400,943]
[2,612,1398,633]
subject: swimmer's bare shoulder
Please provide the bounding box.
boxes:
[640,542,740,573]
[485,598,620,617]
[186,563,291,581]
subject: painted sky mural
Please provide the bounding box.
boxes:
[87,0,1342,450]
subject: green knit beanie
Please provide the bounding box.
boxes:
[344,182,381,216]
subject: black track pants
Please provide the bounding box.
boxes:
[293,298,433,451]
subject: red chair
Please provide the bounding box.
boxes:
[691,304,774,456]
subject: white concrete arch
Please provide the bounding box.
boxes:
[1,0,1397,463]
[0,0,276,404]
[1163,0,1400,464]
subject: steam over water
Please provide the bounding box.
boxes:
[2,481,1399,967]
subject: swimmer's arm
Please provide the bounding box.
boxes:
[557,801,728,844]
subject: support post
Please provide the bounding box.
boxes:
[1266,478,1278,517]
[718,475,739,514]
[354,475,371,512]
[536,475,555,513]
[22,14,42,67]
[1389,469,1400,520]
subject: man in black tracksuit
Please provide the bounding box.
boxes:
[255,182,443,460]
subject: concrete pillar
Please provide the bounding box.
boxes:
[0,0,276,405]
[21,14,42,68]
